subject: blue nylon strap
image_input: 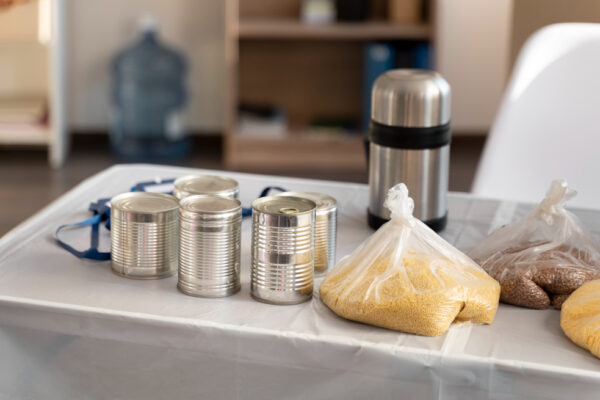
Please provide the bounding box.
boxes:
[133,180,288,218]
[56,180,288,261]
[241,186,287,218]
[132,180,287,219]
[131,178,176,193]
[258,186,287,198]
[89,198,112,230]
[89,197,111,214]
[54,213,111,260]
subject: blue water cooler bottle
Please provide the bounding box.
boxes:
[111,16,189,161]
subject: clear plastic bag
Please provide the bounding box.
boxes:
[319,184,500,337]
[469,180,600,310]
[561,279,600,358]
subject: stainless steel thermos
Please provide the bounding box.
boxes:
[367,69,451,232]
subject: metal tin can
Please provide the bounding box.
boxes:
[110,192,179,279]
[277,192,337,276]
[178,195,242,297]
[173,175,239,200]
[251,196,316,305]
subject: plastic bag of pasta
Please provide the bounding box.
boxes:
[319,183,500,337]
[469,180,600,310]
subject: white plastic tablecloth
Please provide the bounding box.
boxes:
[1,164,599,399]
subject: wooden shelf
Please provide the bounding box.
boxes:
[0,0,67,166]
[238,19,430,40]
[0,41,47,48]
[0,125,50,145]
[224,0,434,172]
[225,133,366,171]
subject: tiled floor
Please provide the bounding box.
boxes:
[0,135,486,236]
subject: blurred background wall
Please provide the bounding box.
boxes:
[511,0,600,67]
[0,1,48,99]
[2,0,600,235]
[63,0,511,136]
[435,0,512,134]
[67,0,225,133]
[4,0,600,138]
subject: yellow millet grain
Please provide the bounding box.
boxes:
[320,251,501,336]
[315,248,328,273]
[561,279,600,358]
[314,214,332,273]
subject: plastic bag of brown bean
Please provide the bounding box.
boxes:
[468,180,600,310]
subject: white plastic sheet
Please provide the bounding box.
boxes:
[0,164,599,399]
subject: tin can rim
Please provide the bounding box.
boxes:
[111,192,179,215]
[276,191,337,212]
[180,194,241,214]
[252,195,316,216]
[174,175,239,196]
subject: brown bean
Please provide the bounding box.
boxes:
[498,271,550,309]
[551,294,570,309]
[476,245,600,309]
[532,265,589,295]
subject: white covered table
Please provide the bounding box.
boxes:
[1,164,599,399]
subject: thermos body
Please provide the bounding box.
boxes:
[367,69,451,232]
[369,143,449,224]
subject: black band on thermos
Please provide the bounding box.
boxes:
[368,120,451,150]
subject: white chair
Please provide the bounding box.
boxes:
[472,23,600,209]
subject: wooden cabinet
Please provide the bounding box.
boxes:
[223,0,432,172]
[0,0,67,167]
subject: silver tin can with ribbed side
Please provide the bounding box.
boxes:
[173,175,239,200]
[277,192,337,276]
[251,196,316,305]
[178,195,242,297]
[110,192,179,279]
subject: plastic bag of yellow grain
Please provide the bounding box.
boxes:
[319,184,501,336]
[561,280,600,358]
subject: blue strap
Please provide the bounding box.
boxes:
[133,180,288,218]
[89,197,112,229]
[54,213,111,260]
[56,180,288,260]
[241,186,287,218]
[131,178,175,194]
[258,186,287,198]
[89,197,111,214]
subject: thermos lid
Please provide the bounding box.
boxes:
[371,69,451,128]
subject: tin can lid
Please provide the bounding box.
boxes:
[180,194,241,214]
[252,195,316,216]
[276,191,336,212]
[174,175,239,198]
[111,192,179,215]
